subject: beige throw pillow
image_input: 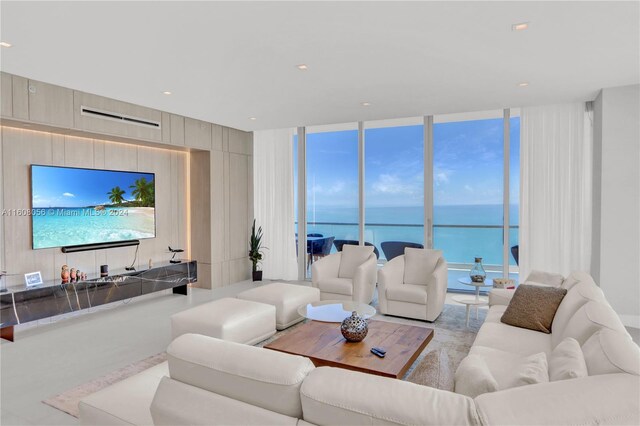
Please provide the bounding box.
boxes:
[500,284,567,333]
[403,248,442,286]
[454,355,499,398]
[548,337,588,381]
[338,245,374,279]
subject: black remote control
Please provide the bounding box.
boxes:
[370,348,385,358]
[372,346,386,355]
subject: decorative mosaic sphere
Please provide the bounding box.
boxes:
[340,311,368,342]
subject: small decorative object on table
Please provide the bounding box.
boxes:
[24,271,43,287]
[168,246,184,264]
[70,268,77,282]
[493,277,515,289]
[469,257,486,283]
[61,265,70,283]
[341,311,368,342]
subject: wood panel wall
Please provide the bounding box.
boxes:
[0,126,188,286]
[0,71,253,290]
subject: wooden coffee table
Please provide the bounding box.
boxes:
[264,320,434,378]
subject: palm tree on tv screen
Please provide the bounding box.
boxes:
[130,177,155,207]
[107,186,126,204]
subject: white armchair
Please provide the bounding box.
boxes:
[378,248,447,322]
[311,245,378,304]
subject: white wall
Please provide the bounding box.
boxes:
[592,84,640,327]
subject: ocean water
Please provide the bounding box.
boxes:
[32,207,155,249]
[303,204,519,267]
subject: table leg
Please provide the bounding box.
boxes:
[476,305,479,320]
[465,305,470,327]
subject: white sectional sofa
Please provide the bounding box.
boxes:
[80,271,640,425]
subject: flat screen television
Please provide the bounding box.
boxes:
[31,165,156,250]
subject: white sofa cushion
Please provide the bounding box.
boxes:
[484,305,508,323]
[473,322,552,356]
[561,270,597,291]
[488,288,515,307]
[475,373,640,426]
[403,248,442,286]
[151,376,298,426]
[166,334,315,418]
[386,283,428,304]
[551,281,606,346]
[559,301,627,345]
[318,277,353,296]
[466,346,549,391]
[338,245,374,279]
[454,354,499,398]
[301,367,480,426]
[524,270,565,287]
[548,337,588,381]
[581,329,640,376]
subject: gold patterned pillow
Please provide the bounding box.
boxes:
[501,284,567,333]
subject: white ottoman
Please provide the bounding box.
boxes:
[236,283,320,330]
[171,298,276,345]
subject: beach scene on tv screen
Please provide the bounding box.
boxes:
[31,166,156,249]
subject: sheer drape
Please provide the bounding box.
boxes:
[520,103,593,280]
[253,129,298,280]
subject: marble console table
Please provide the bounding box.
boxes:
[0,260,197,341]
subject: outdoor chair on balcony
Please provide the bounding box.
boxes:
[333,239,380,259]
[381,241,424,261]
[378,248,448,322]
[312,244,378,304]
[308,236,335,268]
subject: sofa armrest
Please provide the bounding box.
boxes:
[311,252,341,288]
[475,373,640,426]
[488,288,515,307]
[301,367,480,426]
[352,253,378,304]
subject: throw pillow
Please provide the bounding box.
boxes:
[403,248,442,286]
[501,284,567,333]
[548,337,588,381]
[524,270,565,288]
[338,245,374,279]
[469,346,549,390]
[454,354,499,398]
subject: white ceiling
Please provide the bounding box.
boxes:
[1,1,638,131]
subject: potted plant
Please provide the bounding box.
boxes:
[249,219,266,281]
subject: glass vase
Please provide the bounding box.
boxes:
[470,257,486,283]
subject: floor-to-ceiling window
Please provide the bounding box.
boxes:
[294,111,519,285]
[433,111,512,291]
[364,119,424,261]
[303,124,358,277]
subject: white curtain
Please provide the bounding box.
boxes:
[253,129,298,280]
[520,103,593,280]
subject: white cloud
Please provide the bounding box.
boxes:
[310,181,346,195]
[63,192,75,197]
[372,174,415,195]
[464,185,474,192]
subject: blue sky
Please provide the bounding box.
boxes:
[31,166,154,208]
[295,117,520,208]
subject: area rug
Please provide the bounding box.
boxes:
[43,303,485,418]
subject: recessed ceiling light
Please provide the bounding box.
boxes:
[162,91,172,95]
[518,82,529,87]
[249,117,257,121]
[512,22,529,31]
[0,42,12,48]
[296,64,309,71]
[361,102,371,107]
